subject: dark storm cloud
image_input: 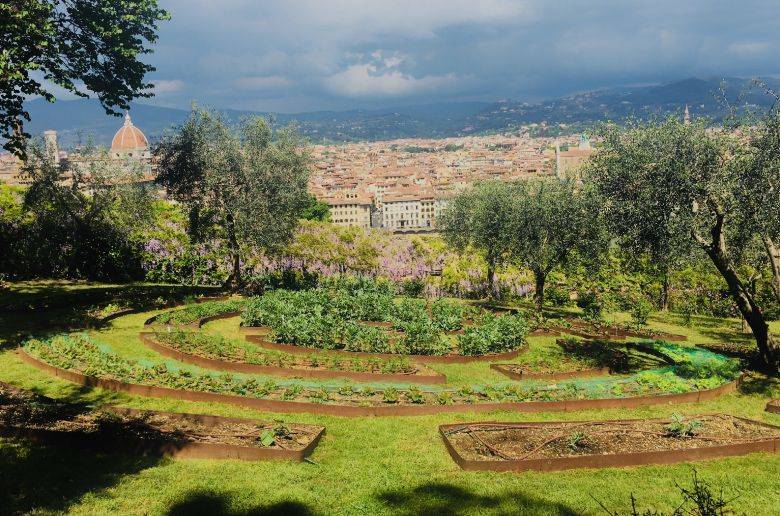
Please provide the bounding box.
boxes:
[143,0,780,112]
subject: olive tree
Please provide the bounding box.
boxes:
[154,109,311,289]
[590,118,779,372]
[1,0,169,157]
[439,181,514,298]
[508,178,606,311]
[734,112,780,306]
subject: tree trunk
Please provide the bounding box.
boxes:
[223,213,242,291]
[533,269,546,312]
[486,261,497,299]
[763,235,780,305]
[659,273,670,311]
[703,239,779,373]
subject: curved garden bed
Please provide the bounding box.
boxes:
[241,289,528,359]
[490,363,611,381]
[0,382,323,461]
[244,334,526,364]
[144,299,244,328]
[140,332,447,385]
[439,415,780,472]
[18,346,742,418]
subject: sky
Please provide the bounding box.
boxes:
[136,0,780,113]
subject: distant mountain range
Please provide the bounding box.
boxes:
[19,77,780,148]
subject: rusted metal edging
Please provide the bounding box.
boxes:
[18,349,740,418]
[0,405,324,462]
[139,332,447,385]
[490,363,611,381]
[439,415,779,472]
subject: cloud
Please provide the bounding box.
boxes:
[233,76,293,90]
[325,64,455,97]
[143,0,780,111]
[729,42,770,56]
[324,52,456,97]
[152,79,185,94]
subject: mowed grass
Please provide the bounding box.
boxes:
[0,291,779,515]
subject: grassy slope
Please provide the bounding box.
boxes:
[0,290,779,515]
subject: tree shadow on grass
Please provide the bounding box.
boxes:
[0,439,161,514]
[376,482,579,516]
[166,490,316,516]
[738,373,780,397]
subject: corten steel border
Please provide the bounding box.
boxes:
[490,363,611,381]
[244,334,527,364]
[528,329,561,337]
[146,310,241,329]
[562,319,688,342]
[239,325,272,335]
[0,406,323,462]
[18,349,741,418]
[438,415,780,472]
[97,308,142,323]
[196,311,243,328]
[139,332,447,385]
[767,399,780,414]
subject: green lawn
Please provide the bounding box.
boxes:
[1,287,779,515]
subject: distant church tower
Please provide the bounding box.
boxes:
[43,130,59,165]
[684,104,691,125]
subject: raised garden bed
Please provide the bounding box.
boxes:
[19,345,741,417]
[767,399,780,414]
[440,414,780,472]
[144,299,243,328]
[490,363,611,381]
[140,332,446,385]
[241,290,526,357]
[562,318,688,342]
[0,382,323,461]
[244,334,526,364]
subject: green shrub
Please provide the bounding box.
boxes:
[675,358,741,381]
[399,278,425,297]
[341,322,391,353]
[430,299,465,331]
[397,318,449,355]
[630,297,653,327]
[577,291,604,321]
[457,314,528,356]
[545,284,571,307]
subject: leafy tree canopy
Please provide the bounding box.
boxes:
[154,108,311,288]
[1,0,169,157]
[439,180,516,297]
[508,178,607,309]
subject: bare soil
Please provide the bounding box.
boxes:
[445,415,780,461]
[0,383,317,450]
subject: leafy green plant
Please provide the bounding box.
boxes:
[436,391,452,405]
[457,314,528,355]
[430,299,465,331]
[382,388,400,404]
[406,387,424,404]
[258,430,276,447]
[664,413,703,438]
[567,431,587,450]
